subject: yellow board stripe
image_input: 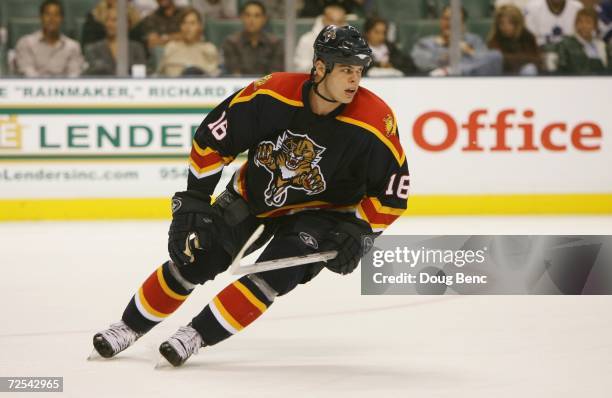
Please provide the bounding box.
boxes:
[213,297,244,331]
[138,287,169,318]
[0,198,171,220]
[335,115,405,165]
[230,88,304,108]
[1,194,612,220]
[406,194,612,215]
[233,280,267,313]
[156,266,188,301]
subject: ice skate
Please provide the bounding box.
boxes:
[158,324,204,367]
[92,321,141,359]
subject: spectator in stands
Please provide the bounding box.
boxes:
[192,0,238,19]
[222,1,283,75]
[294,1,347,72]
[525,0,583,46]
[132,0,189,18]
[81,0,141,48]
[488,5,541,74]
[363,16,416,76]
[300,0,366,17]
[556,7,612,73]
[352,0,376,17]
[84,6,148,75]
[157,8,220,76]
[260,0,296,19]
[411,5,503,76]
[581,0,612,42]
[15,0,84,77]
[133,0,185,51]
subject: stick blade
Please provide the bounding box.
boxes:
[231,251,338,275]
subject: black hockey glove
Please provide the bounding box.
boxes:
[320,221,376,275]
[168,190,221,267]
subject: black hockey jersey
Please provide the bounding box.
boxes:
[187,72,409,233]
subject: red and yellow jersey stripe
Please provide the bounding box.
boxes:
[356,196,407,233]
[338,86,404,165]
[336,113,405,165]
[189,139,233,179]
[228,72,306,109]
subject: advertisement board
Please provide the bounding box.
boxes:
[1,77,610,219]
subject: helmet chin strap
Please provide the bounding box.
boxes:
[312,68,338,103]
[314,84,338,103]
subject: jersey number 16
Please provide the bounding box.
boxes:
[385,173,410,199]
[208,111,228,140]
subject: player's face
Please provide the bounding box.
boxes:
[323,64,363,104]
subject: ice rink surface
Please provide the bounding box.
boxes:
[1,216,612,397]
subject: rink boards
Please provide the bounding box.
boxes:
[0,77,610,220]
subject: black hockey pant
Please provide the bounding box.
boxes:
[121,209,349,346]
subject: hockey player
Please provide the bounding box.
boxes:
[92,24,409,367]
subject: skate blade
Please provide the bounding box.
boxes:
[87,349,101,361]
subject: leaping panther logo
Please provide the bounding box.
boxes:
[255,131,327,207]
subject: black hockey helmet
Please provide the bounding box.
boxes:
[312,24,373,75]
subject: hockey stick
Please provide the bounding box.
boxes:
[228,224,337,275]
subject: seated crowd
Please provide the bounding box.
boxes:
[6,0,612,77]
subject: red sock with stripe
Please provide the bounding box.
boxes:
[191,274,276,345]
[122,261,194,334]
